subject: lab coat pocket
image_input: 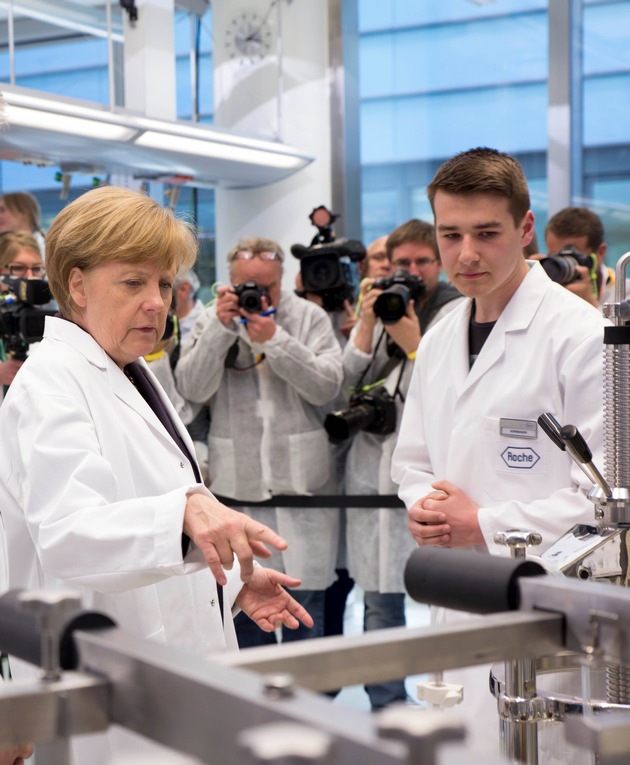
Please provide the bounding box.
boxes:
[482,416,548,501]
[285,430,330,494]
[207,436,237,498]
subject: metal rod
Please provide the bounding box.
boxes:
[8,0,15,86]
[74,627,406,765]
[217,612,565,692]
[105,0,115,109]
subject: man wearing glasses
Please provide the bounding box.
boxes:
[341,219,464,709]
[176,236,343,648]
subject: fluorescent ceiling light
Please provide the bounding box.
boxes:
[135,130,306,170]
[7,104,137,141]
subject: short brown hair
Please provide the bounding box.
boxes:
[545,207,604,253]
[386,219,439,262]
[46,186,198,316]
[0,231,41,270]
[1,192,42,234]
[427,147,531,226]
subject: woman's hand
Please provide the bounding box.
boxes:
[184,494,288,585]
[0,742,34,765]
[235,568,314,633]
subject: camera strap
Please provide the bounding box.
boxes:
[354,328,407,403]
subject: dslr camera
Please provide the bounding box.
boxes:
[233,281,270,313]
[0,275,54,359]
[291,205,366,313]
[539,245,598,287]
[372,270,426,325]
[324,385,396,443]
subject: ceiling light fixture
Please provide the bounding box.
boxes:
[0,85,313,188]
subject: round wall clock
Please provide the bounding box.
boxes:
[225,10,273,64]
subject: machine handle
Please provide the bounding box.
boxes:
[560,424,592,463]
[537,413,566,451]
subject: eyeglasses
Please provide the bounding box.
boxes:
[368,252,389,262]
[6,263,45,278]
[392,258,437,269]
[231,250,282,263]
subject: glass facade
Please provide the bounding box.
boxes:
[0,1,629,277]
[359,0,630,265]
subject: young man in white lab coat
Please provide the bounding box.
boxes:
[391,147,606,758]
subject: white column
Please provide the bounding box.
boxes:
[212,0,333,288]
[123,0,177,120]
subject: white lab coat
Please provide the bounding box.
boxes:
[176,289,343,589]
[391,262,606,758]
[0,316,243,763]
[392,262,606,551]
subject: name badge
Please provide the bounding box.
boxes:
[500,418,537,440]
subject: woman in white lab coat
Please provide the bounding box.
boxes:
[0,186,312,763]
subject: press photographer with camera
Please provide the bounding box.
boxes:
[176,236,343,649]
[329,219,464,710]
[0,231,48,399]
[541,206,611,308]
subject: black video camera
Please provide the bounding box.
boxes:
[539,245,598,287]
[372,270,426,325]
[324,385,397,443]
[291,205,366,313]
[233,281,270,314]
[0,276,55,360]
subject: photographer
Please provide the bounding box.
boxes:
[543,206,611,308]
[0,232,46,398]
[338,219,463,709]
[176,236,343,648]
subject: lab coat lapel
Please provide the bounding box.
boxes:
[458,262,545,395]
[107,357,194,459]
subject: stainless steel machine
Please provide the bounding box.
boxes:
[3,556,630,765]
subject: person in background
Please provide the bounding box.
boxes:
[176,236,343,649]
[0,187,312,764]
[174,268,204,343]
[545,206,612,307]
[0,232,46,394]
[340,219,463,710]
[0,192,45,255]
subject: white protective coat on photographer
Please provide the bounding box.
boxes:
[176,288,344,589]
[342,293,464,593]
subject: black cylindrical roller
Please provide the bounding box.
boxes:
[404,548,545,614]
[0,589,116,670]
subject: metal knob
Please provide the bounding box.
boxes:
[494,529,543,559]
[377,705,466,765]
[238,722,332,765]
[18,590,81,680]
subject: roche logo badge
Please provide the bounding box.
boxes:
[501,446,540,469]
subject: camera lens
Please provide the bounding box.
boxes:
[373,284,411,325]
[324,402,377,442]
[540,255,577,285]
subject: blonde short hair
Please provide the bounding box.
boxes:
[46,186,198,316]
[0,231,42,270]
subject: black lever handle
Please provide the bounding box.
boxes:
[537,413,566,451]
[560,424,593,463]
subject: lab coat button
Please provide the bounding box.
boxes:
[179,461,185,469]
[210,599,216,607]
